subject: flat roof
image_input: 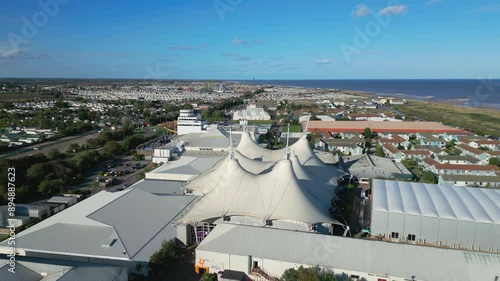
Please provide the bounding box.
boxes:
[440,174,500,183]
[197,223,500,281]
[372,180,500,223]
[306,121,465,133]
[150,156,221,176]
[0,180,198,262]
[0,257,127,281]
[348,155,412,177]
[165,125,242,150]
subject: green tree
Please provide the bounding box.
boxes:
[66,143,81,154]
[363,127,372,139]
[101,141,121,159]
[375,144,385,157]
[133,153,144,161]
[282,266,340,281]
[182,103,193,109]
[78,110,89,121]
[421,171,437,184]
[365,138,372,149]
[201,273,217,281]
[47,149,64,161]
[489,157,500,167]
[38,179,64,194]
[149,239,178,272]
[445,139,456,149]
[27,163,50,180]
[71,150,101,170]
[122,134,145,151]
[136,172,145,180]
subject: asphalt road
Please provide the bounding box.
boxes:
[4,131,100,159]
[3,126,161,160]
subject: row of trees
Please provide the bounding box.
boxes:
[281,266,358,281]
[0,128,154,204]
[148,239,184,276]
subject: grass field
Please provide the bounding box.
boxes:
[289,125,301,132]
[396,101,500,137]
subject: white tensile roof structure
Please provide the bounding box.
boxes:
[236,132,345,184]
[180,132,346,227]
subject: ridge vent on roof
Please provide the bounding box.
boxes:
[101,238,117,248]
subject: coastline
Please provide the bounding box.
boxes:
[237,80,500,110]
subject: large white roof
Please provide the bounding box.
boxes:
[372,180,500,224]
[181,157,335,226]
[0,180,198,262]
[236,132,285,162]
[197,223,500,281]
[180,132,347,226]
[236,132,345,184]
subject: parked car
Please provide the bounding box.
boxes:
[132,163,144,169]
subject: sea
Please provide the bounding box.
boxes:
[233,79,500,109]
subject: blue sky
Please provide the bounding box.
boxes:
[0,0,499,79]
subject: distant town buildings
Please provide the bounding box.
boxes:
[232,104,271,121]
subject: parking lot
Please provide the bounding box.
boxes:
[73,154,151,194]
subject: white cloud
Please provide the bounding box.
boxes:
[232,36,246,45]
[222,53,250,61]
[469,4,500,13]
[0,48,21,59]
[314,59,330,65]
[167,44,208,51]
[0,48,48,60]
[379,4,407,15]
[351,4,370,17]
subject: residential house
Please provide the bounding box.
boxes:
[382,144,403,162]
[421,157,440,170]
[472,140,500,151]
[324,139,364,156]
[439,174,500,188]
[378,134,411,150]
[487,151,500,159]
[435,154,483,165]
[430,163,499,176]
[456,143,490,162]
[413,145,447,157]
[401,150,431,160]
[419,133,446,147]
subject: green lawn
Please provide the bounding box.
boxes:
[289,125,301,132]
[395,100,500,137]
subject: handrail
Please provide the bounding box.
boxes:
[251,267,279,281]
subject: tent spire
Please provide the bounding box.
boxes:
[284,123,291,160]
[304,113,311,135]
[229,126,235,159]
[286,123,290,147]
